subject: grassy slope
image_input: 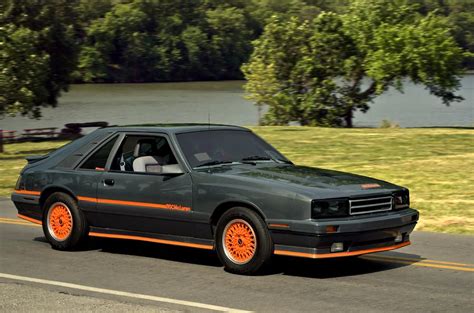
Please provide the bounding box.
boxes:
[0,140,68,197]
[252,127,474,234]
[1,127,473,234]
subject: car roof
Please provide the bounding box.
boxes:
[103,123,249,134]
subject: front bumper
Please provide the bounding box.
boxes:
[269,208,419,258]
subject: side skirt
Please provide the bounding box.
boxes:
[88,227,215,251]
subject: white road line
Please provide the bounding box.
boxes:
[0,273,252,313]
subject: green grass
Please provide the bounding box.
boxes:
[251,127,474,234]
[0,140,68,197]
[1,127,473,234]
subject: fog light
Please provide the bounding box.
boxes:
[331,242,344,253]
[395,233,403,243]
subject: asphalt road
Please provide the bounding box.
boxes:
[1,198,473,312]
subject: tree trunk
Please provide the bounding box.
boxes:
[344,109,353,128]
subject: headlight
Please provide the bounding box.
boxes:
[312,198,349,219]
[392,189,410,210]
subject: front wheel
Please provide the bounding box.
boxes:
[215,207,273,275]
[42,192,88,250]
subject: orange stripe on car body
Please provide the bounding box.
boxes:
[268,223,290,228]
[361,183,381,189]
[17,214,42,225]
[77,196,98,202]
[274,241,410,259]
[89,232,213,250]
[13,190,41,196]
[78,196,191,212]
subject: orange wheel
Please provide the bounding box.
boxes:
[222,219,257,264]
[47,202,73,241]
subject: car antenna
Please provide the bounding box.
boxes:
[208,111,211,174]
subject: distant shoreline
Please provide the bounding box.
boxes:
[70,72,474,85]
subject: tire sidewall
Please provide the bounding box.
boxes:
[42,192,87,250]
[215,207,273,274]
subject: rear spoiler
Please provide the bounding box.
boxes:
[26,155,49,164]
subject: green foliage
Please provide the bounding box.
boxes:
[0,25,49,118]
[1,0,472,118]
[243,0,466,127]
[75,0,254,82]
[0,0,80,118]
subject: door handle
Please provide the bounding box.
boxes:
[103,179,115,186]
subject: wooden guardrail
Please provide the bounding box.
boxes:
[22,127,58,138]
[0,130,17,152]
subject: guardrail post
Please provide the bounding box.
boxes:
[0,129,3,153]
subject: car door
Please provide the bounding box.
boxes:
[75,133,120,215]
[93,133,195,237]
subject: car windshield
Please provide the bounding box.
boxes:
[176,130,291,168]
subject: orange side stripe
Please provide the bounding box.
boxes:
[274,241,410,259]
[78,196,191,212]
[77,196,97,202]
[17,214,42,225]
[268,223,290,228]
[13,190,41,196]
[89,232,213,250]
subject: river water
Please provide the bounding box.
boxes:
[1,76,473,133]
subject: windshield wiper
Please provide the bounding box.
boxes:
[241,155,272,162]
[195,160,235,168]
[276,159,293,164]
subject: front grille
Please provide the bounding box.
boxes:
[349,196,392,215]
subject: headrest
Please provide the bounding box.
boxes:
[133,139,156,157]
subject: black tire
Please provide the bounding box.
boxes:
[42,192,88,250]
[215,207,273,275]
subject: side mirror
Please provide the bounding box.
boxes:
[160,164,184,175]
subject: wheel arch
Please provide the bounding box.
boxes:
[39,185,78,213]
[210,200,267,235]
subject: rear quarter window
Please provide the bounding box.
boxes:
[54,132,113,169]
[80,136,118,170]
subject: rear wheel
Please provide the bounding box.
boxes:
[216,207,273,274]
[42,192,88,250]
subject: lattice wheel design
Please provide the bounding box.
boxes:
[222,219,257,264]
[47,202,73,241]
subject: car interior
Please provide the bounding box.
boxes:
[110,136,178,173]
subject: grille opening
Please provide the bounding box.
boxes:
[349,196,392,215]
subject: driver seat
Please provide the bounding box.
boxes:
[132,139,163,173]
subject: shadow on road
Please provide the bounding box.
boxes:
[271,254,421,279]
[32,236,424,278]
[84,237,222,267]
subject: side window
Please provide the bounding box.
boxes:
[110,135,178,173]
[80,136,118,170]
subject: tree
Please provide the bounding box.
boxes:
[76,1,161,82]
[242,0,466,127]
[204,6,252,79]
[76,0,256,82]
[0,0,81,118]
[445,1,474,69]
[0,25,50,118]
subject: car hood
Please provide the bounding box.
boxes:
[205,164,401,197]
